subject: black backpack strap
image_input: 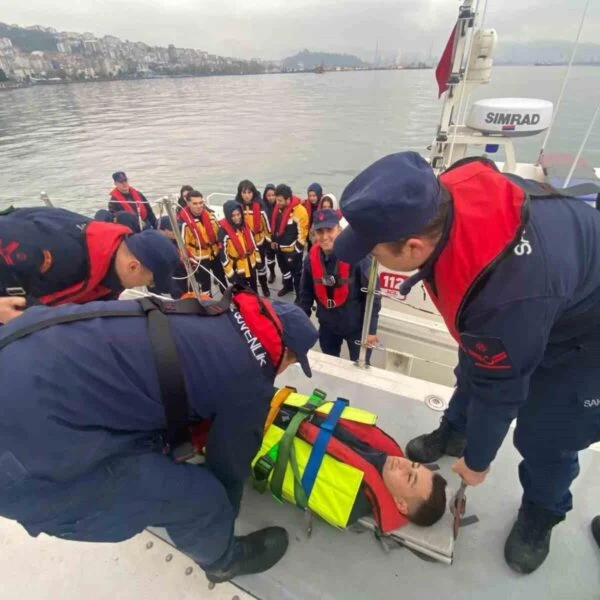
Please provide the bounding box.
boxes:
[504,173,600,199]
[0,305,144,350]
[139,297,195,462]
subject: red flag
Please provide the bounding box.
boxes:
[435,25,457,98]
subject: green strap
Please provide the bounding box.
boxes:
[269,389,326,503]
[289,442,309,509]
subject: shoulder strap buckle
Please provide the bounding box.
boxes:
[5,287,26,296]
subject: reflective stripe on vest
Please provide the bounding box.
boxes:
[426,160,528,342]
[110,187,148,221]
[39,221,130,306]
[309,244,352,309]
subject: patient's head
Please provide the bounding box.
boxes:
[382,456,447,526]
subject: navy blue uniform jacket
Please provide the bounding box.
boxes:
[299,251,381,337]
[0,300,275,512]
[449,187,600,471]
[0,207,113,303]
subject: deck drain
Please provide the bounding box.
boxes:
[424,395,446,412]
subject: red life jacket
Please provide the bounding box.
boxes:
[297,418,409,533]
[110,187,148,222]
[271,196,301,238]
[425,159,527,342]
[219,218,256,259]
[242,201,263,235]
[180,207,217,248]
[232,288,284,369]
[309,244,352,309]
[40,221,130,306]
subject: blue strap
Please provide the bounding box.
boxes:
[301,398,349,500]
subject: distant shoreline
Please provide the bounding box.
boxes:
[2,62,598,92]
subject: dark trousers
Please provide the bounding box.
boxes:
[256,243,268,286]
[276,251,302,296]
[445,335,600,516]
[0,452,235,568]
[318,327,372,364]
[265,245,277,276]
[196,258,226,295]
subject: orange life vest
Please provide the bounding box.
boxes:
[110,187,148,221]
[309,244,352,309]
[425,160,527,342]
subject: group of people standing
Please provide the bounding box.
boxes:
[173,179,379,363]
[174,179,338,300]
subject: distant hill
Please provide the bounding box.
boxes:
[494,41,600,65]
[282,49,368,71]
[0,23,58,52]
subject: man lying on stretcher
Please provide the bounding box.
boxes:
[193,387,448,533]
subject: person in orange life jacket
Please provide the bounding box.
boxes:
[108,171,157,230]
[299,209,380,363]
[236,180,272,298]
[0,206,179,324]
[270,403,448,527]
[262,184,278,284]
[180,191,226,295]
[334,151,600,575]
[219,200,261,292]
[94,209,141,233]
[0,291,319,582]
[270,184,309,299]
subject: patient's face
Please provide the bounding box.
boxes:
[382,456,434,515]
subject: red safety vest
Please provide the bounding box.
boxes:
[242,201,264,235]
[219,218,256,258]
[309,244,352,309]
[271,196,301,238]
[426,159,527,342]
[180,207,217,247]
[40,221,131,306]
[110,187,148,222]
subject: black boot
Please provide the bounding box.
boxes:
[592,516,600,549]
[405,417,466,463]
[277,285,293,298]
[268,268,276,284]
[205,527,289,584]
[504,502,564,574]
[259,275,271,298]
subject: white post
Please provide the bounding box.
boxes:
[356,256,379,368]
[162,196,202,300]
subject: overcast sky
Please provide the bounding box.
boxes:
[0,0,597,60]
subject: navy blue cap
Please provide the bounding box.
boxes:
[334,152,442,263]
[271,300,318,377]
[124,230,180,293]
[312,208,340,230]
[112,171,128,183]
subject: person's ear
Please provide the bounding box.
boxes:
[128,258,141,274]
[393,496,409,516]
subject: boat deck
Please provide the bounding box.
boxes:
[223,357,600,600]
